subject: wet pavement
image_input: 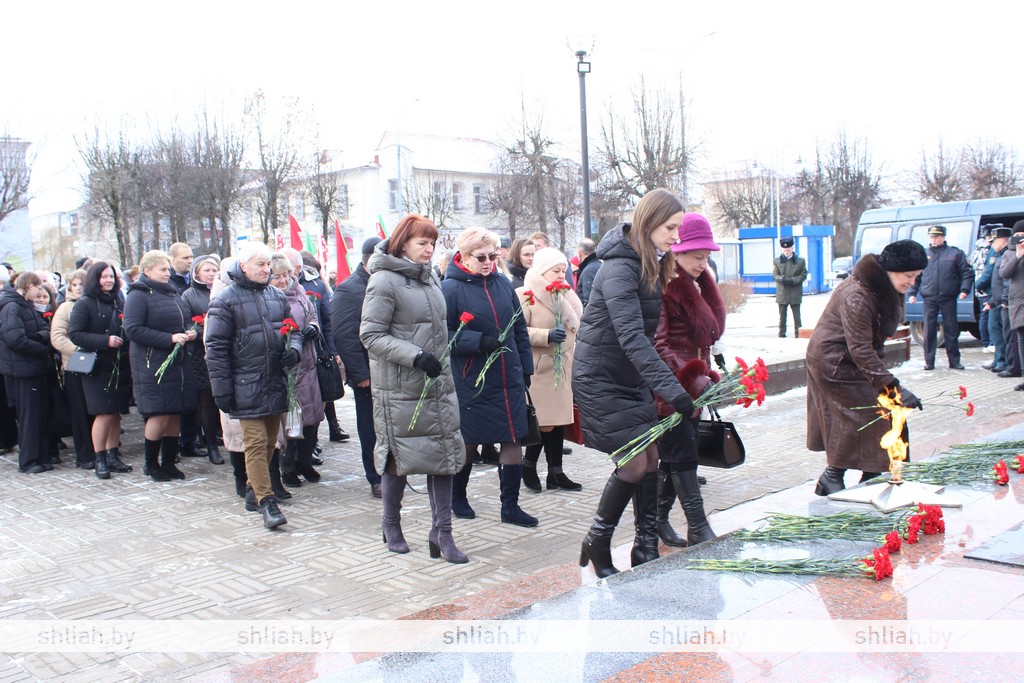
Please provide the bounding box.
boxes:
[1,294,1023,681]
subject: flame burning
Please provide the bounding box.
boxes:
[877,387,914,483]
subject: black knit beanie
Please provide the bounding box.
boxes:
[878,240,928,272]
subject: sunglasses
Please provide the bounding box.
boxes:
[470,252,499,263]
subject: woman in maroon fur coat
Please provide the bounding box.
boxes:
[650,213,726,556]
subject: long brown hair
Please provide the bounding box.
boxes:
[627,188,682,292]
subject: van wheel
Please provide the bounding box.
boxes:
[909,321,944,348]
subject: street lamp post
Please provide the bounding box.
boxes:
[568,38,594,241]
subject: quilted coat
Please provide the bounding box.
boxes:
[571,224,688,455]
[360,244,465,476]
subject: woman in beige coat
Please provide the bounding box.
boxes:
[516,247,584,492]
[50,269,95,469]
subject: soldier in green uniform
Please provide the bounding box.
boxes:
[772,237,807,338]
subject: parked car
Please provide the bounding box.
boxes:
[830,256,853,280]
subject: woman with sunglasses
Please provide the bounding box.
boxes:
[441,227,538,527]
[573,189,695,579]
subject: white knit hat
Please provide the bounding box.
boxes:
[529,247,567,278]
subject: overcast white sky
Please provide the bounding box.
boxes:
[7,0,1022,216]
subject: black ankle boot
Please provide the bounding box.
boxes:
[229,451,247,497]
[259,495,287,529]
[580,473,637,579]
[630,471,660,567]
[815,466,847,496]
[656,469,687,547]
[672,469,716,545]
[207,443,224,465]
[498,464,538,527]
[543,427,581,490]
[94,449,111,480]
[160,437,185,480]
[106,447,132,473]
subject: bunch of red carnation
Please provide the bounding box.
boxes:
[882,530,902,554]
[903,503,945,543]
[735,357,769,408]
[544,281,572,294]
[993,460,1010,486]
[1011,455,1024,474]
[862,546,895,581]
[280,318,300,336]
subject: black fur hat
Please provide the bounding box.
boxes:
[879,240,928,272]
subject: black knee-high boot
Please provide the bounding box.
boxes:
[522,441,542,492]
[160,437,185,480]
[672,469,716,545]
[269,448,290,499]
[630,471,660,566]
[580,472,638,579]
[229,450,247,497]
[144,438,170,481]
[656,468,687,547]
[452,456,475,519]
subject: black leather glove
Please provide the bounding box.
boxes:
[672,393,695,416]
[713,353,727,372]
[898,386,923,411]
[548,327,567,344]
[281,347,301,368]
[480,336,501,354]
[523,374,532,389]
[782,277,793,286]
[301,325,319,342]
[214,393,236,413]
[414,351,443,378]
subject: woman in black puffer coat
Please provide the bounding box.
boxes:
[123,250,198,482]
[573,189,694,579]
[506,238,536,289]
[68,262,134,479]
[182,254,223,465]
[442,227,537,528]
[0,272,53,473]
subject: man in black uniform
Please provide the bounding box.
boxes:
[907,225,974,370]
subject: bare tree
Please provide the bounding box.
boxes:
[790,130,884,256]
[248,91,306,244]
[0,136,32,224]
[488,147,532,239]
[597,77,695,204]
[78,129,136,265]
[403,170,457,231]
[503,108,560,233]
[149,127,198,246]
[546,160,581,250]
[706,170,773,235]
[192,113,246,256]
[309,149,341,242]
[964,141,1023,198]
[917,142,966,202]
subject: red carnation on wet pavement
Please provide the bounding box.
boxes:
[966,402,975,417]
[1012,455,1024,474]
[957,385,967,400]
[884,530,902,554]
[993,460,1010,486]
[904,514,923,544]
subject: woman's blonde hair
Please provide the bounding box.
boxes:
[138,250,171,274]
[68,269,88,287]
[628,189,682,292]
[457,227,499,256]
[270,253,293,276]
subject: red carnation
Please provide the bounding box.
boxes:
[966,402,975,417]
[754,358,769,382]
[522,290,536,306]
[42,311,53,319]
[191,314,206,324]
[957,385,967,400]
[459,312,475,325]
[993,460,1010,486]
[884,530,902,554]
[905,515,923,544]
[1012,455,1024,474]
[119,313,124,319]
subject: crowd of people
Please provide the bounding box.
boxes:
[8,187,1004,571]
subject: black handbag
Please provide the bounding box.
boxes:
[521,389,543,447]
[696,407,746,468]
[315,334,345,402]
[66,350,98,375]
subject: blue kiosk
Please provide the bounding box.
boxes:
[737,225,836,295]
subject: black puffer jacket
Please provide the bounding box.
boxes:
[205,267,299,419]
[123,275,197,415]
[0,287,50,378]
[332,265,372,387]
[571,223,688,454]
[68,291,132,388]
[182,281,212,391]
